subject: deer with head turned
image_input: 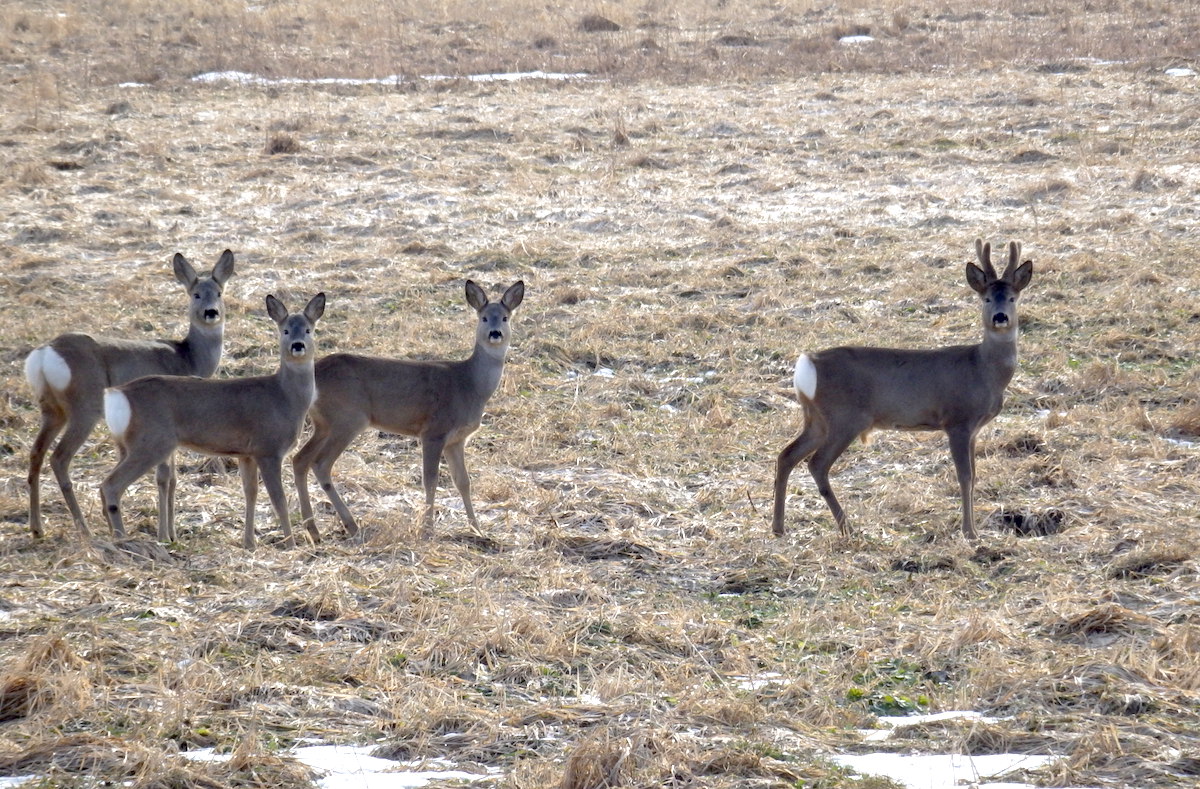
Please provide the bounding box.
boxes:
[293,279,525,539]
[24,250,236,539]
[772,239,1034,540]
[100,293,326,550]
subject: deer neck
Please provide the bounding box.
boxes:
[466,341,508,397]
[181,321,225,377]
[278,358,317,410]
[979,325,1019,386]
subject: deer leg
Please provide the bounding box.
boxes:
[947,426,979,540]
[28,405,67,538]
[419,435,448,534]
[296,419,365,539]
[806,426,860,537]
[49,405,102,538]
[258,455,298,549]
[100,441,172,540]
[239,457,259,550]
[443,439,478,531]
[772,424,823,536]
[154,456,177,542]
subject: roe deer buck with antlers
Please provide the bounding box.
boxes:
[293,280,524,538]
[100,293,326,550]
[772,239,1033,540]
[24,250,236,538]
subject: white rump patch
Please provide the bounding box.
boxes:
[25,346,71,397]
[793,353,817,401]
[104,389,132,438]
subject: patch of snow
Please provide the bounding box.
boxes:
[183,745,498,788]
[832,752,1056,789]
[734,672,786,691]
[839,35,876,44]
[187,71,591,88]
[858,710,1008,743]
[1165,67,1196,77]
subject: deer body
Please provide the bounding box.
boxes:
[294,280,524,538]
[100,293,326,550]
[24,251,235,538]
[773,240,1033,540]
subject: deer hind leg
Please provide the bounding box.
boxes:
[295,416,366,540]
[947,425,980,540]
[28,403,67,538]
[49,403,103,538]
[772,422,826,536]
[155,457,177,542]
[806,422,862,537]
[443,438,478,531]
[292,423,325,538]
[100,438,173,540]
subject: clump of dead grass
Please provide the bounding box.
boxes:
[0,633,90,724]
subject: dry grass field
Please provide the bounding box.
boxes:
[1,1,1200,787]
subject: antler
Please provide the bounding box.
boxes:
[1001,241,1023,280]
[975,238,998,279]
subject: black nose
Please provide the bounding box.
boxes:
[291,341,307,354]
[204,308,220,320]
[489,330,503,341]
[993,313,1010,327]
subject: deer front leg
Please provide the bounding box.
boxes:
[155,457,177,542]
[947,426,979,540]
[240,457,259,550]
[258,454,299,549]
[444,439,479,532]
[419,435,447,536]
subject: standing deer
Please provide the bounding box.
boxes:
[24,250,236,538]
[772,239,1033,540]
[293,279,524,538]
[100,293,326,550]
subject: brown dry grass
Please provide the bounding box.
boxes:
[1,1,1200,788]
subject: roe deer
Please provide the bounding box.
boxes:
[100,293,326,550]
[772,239,1033,540]
[24,250,236,538]
[293,280,525,538]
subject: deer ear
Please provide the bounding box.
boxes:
[212,250,236,285]
[465,280,488,311]
[265,295,289,324]
[501,281,525,312]
[1009,260,1033,292]
[173,253,199,289]
[303,292,326,323]
[965,261,990,294]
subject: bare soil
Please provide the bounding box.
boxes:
[1,1,1199,787]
